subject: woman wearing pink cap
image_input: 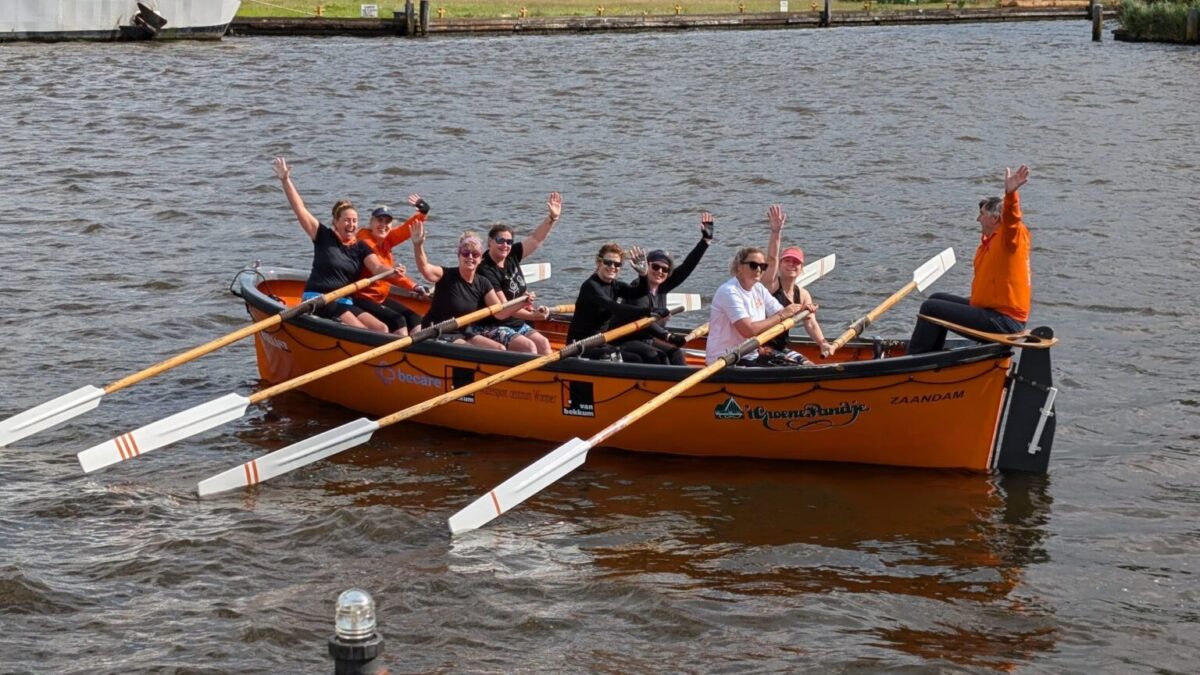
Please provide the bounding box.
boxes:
[762,204,835,363]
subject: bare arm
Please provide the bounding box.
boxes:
[795,288,835,357]
[763,204,785,293]
[410,220,444,283]
[732,303,806,339]
[362,253,407,282]
[273,157,319,240]
[520,192,562,258]
[489,289,533,320]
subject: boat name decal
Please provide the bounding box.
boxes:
[374,366,442,389]
[715,396,869,431]
[890,390,966,405]
[562,380,595,418]
[259,332,290,353]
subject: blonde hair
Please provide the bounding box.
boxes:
[730,246,765,276]
[331,199,355,222]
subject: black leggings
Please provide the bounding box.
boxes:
[356,297,423,333]
[908,292,1024,355]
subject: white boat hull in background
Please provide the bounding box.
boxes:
[0,0,242,41]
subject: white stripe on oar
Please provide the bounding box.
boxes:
[0,386,105,448]
[197,418,382,496]
[195,306,692,498]
[75,295,533,474]
[0,268,395,448]
[520,262,551,283]
[77,393,251,473]
[447,310,813,535]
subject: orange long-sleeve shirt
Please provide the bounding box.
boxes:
[354,212,424,304]
[970,191,1031,323]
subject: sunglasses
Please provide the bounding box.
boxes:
[649,263,671,274]
[600,259,623,269]
[459,249,483,259]
[742,260,769,272]
[493,236,514,246]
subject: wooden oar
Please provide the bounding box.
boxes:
[77,295,537,473]
[549,293,701,318]
[195,306,689,497]
[0,269,398,448]
[917,314,1057,349]
[827,248,956,352]
[681,252,836,346]
[447,309,812,535]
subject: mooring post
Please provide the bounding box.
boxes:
[1092,2,1103,41]
[820,0,831,26]
[1187,8,1199,43]
[404,0,415,36]
[419,0,430,36]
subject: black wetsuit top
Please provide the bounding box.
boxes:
[566,273,650,343]
[621,239,708,342]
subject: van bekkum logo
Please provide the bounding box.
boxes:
[714,396,869,431]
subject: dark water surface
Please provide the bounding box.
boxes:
[1,22,1198,672]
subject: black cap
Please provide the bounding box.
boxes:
[370,205,393,221]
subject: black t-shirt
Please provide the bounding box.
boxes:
[476,242,527,329]
[622,239,708,341]
[303,223,373,295]
[422,267,496,327]
[769,284,799,350]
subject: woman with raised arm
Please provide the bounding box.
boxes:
[616,211,714,365]
[705,245,806,366]
[410,222,531,350]
[352,196,431,337]
[473,192,563,355]
[272,156,394,332]
[762,204,833,363]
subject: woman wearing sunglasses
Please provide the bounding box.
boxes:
[705,246,807,366]
[567,244,668,363]
[411,223,531,349]
[761,204,833,363]
[272,156,393,333]
[615,211,715,365]
[473,192,563,355]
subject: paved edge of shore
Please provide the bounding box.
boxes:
[228,7,1108,37]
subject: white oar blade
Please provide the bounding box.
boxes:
[914,247,956,292]
[798,253,836,287]
[77,393,251,473]
[197,417,380,497]
[449,437,592,535]
[664,293,702,312]
[520,262,551,283]
[0,385,105,447]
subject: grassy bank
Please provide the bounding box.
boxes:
[237,0,1086,18]
[1118,0,1199,41]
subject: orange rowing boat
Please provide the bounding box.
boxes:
[235,266,1058,473]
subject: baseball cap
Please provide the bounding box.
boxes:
[370,205,394,221]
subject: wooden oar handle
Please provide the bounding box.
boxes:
[829,280,918,351]
[684,323,710,342]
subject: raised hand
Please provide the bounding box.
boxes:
[547,192,563,222]
[768,204,786,232]
[700,211,714,242]
[1005,164,1030,194]
[272,156,290,181]
[408,193,430,215]
[411,220,426,246]
[627,245,648,275]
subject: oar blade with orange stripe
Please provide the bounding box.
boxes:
[448,437,591,535]
[197,417,380,497]
[77,393,251,473]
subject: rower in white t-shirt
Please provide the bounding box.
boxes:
[705,246,808,365]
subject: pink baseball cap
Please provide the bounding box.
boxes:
[781,246,804,263]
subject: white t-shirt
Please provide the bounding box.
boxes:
[705,277,784,365]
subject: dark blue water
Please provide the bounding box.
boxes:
[0,21,1197,672]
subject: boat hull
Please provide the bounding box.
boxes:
[237,267,1057,473]
[0,0,241,41]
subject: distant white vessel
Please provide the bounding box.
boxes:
[0,1,241,41]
